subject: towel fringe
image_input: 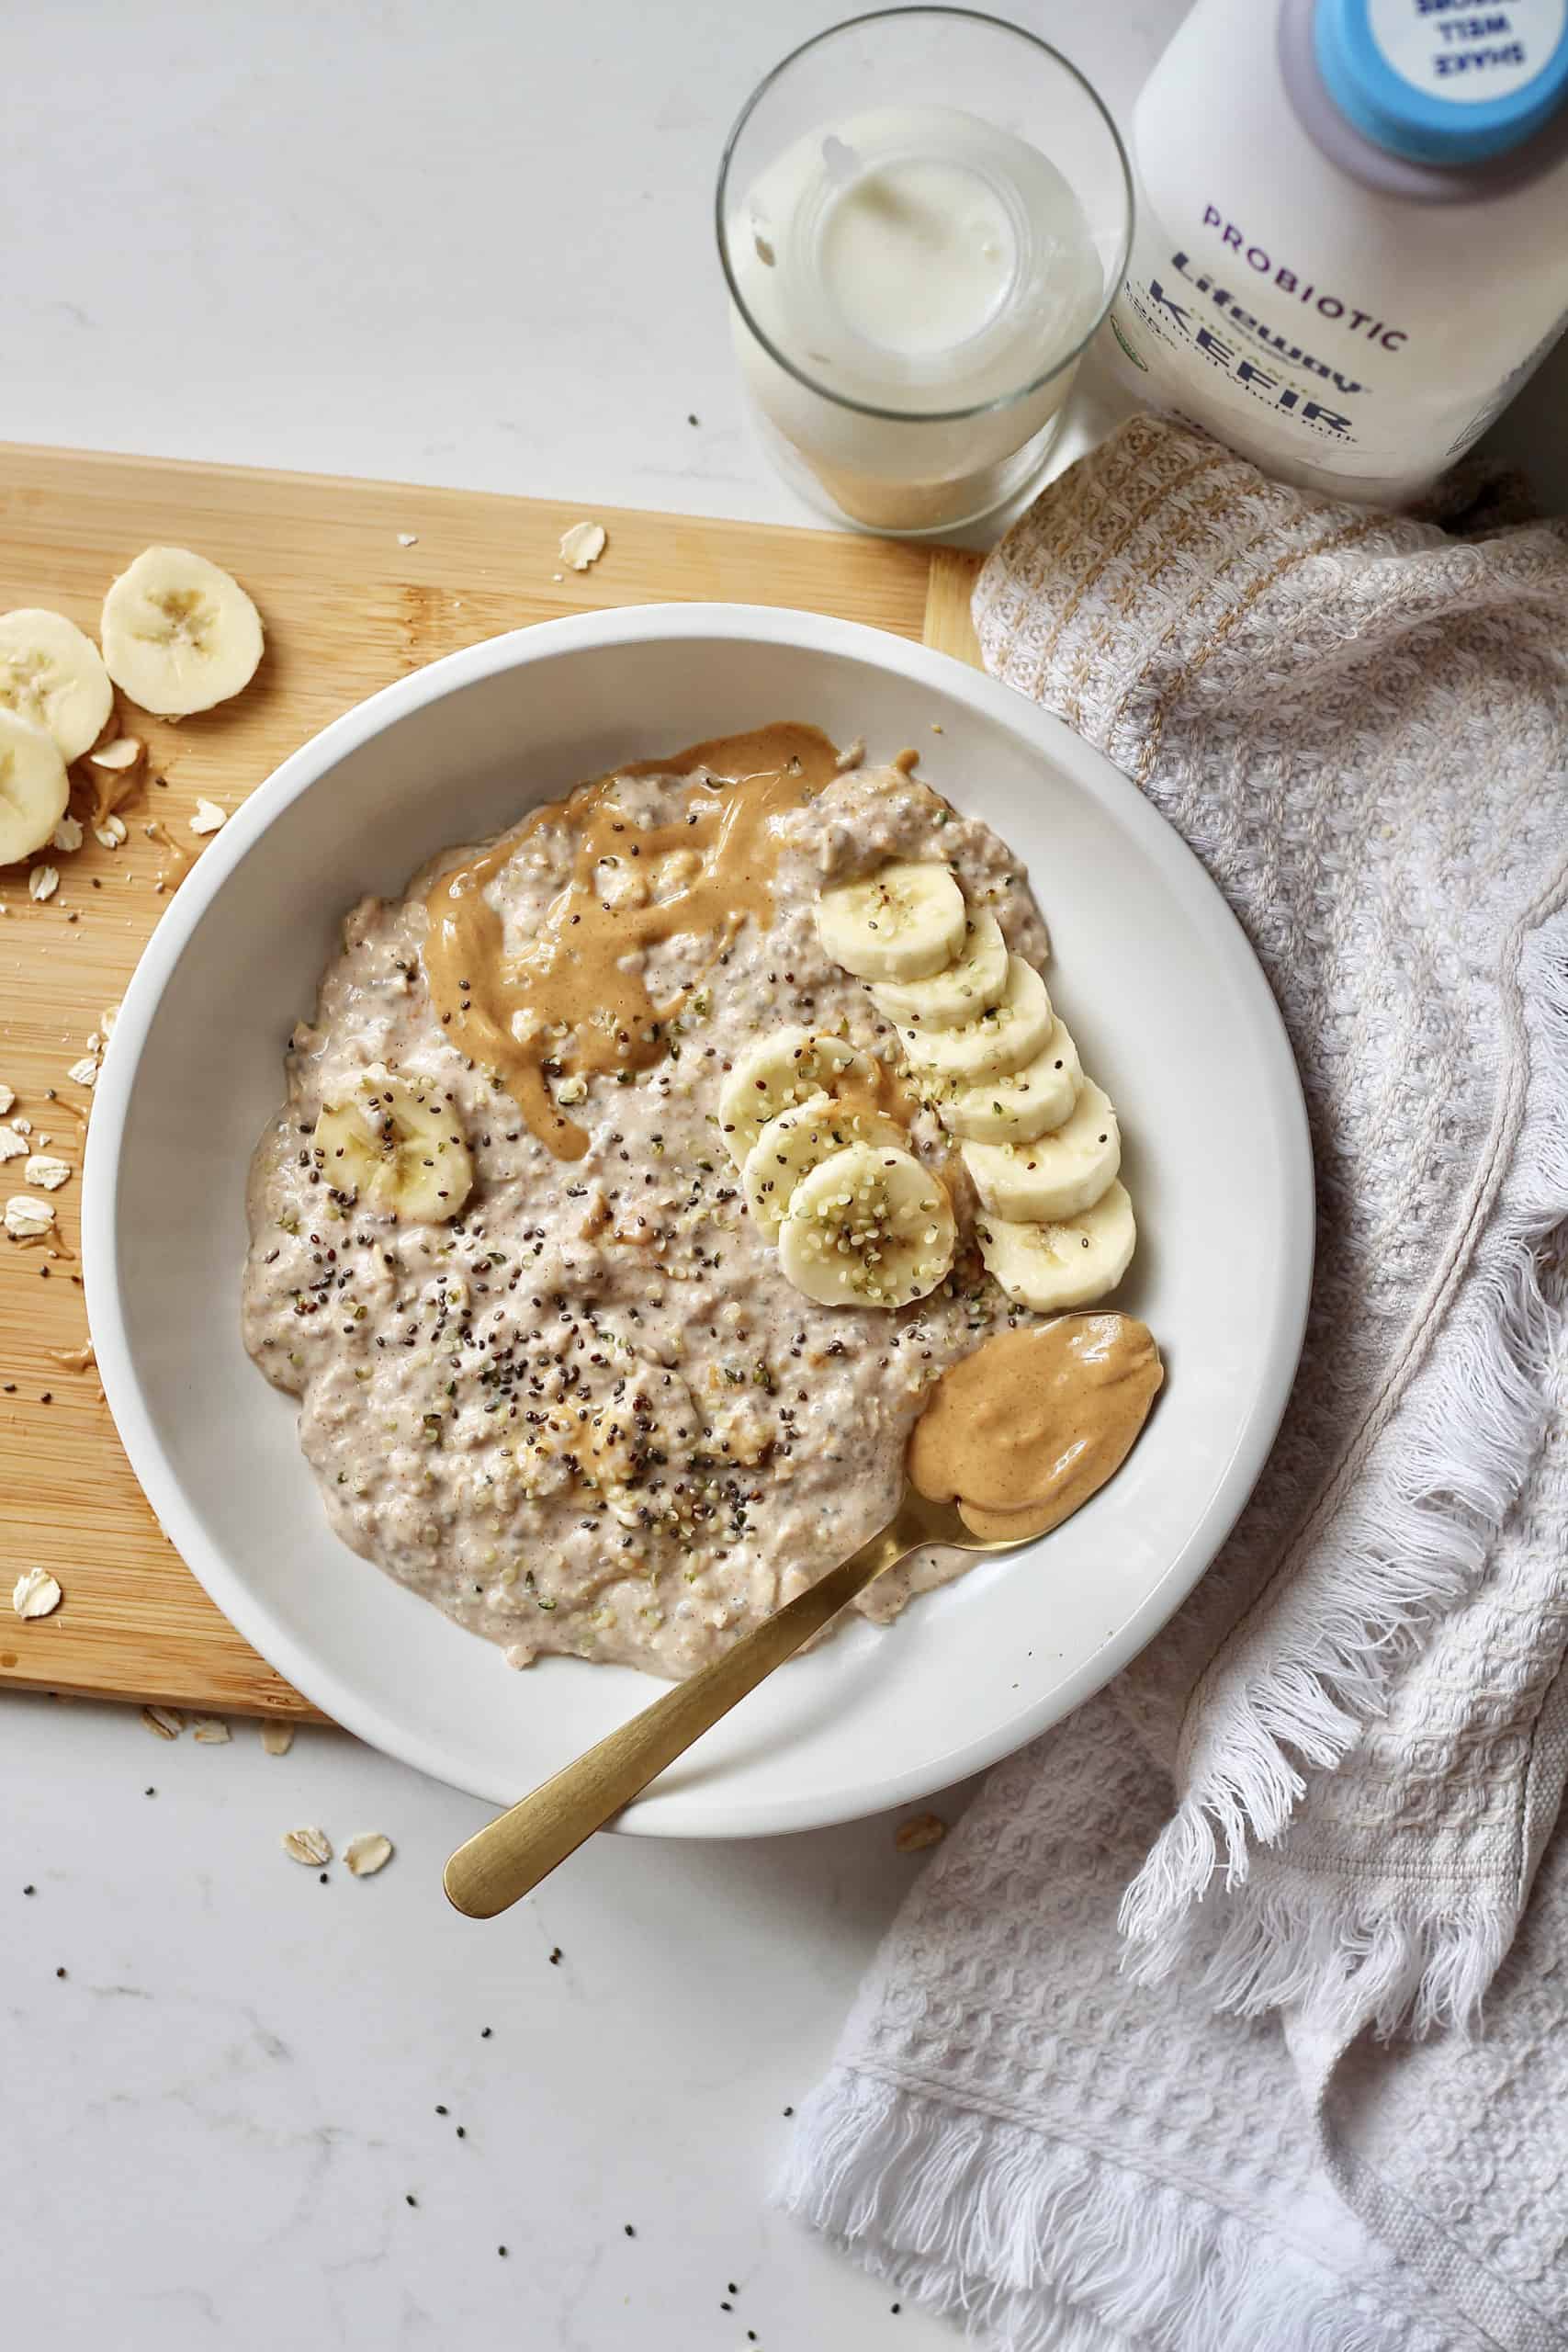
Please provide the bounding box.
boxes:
[777,2071,1431,2352]
[1139,1871,1515,2043]
[1120,910,1568,2030]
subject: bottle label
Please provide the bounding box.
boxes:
[1368,0,1566,105]
[1108,206,1568,484]
[1111,222,1405,457]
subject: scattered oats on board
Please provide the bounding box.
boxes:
[0,1081,12,1115]
[397,532,419,548]
[141,1705,184,1739]
[51,814,84,854]
[260,1722,295,1757]
[558,521,607,571]
[344,1832,393,1878]
[25,1154,70,1192]
[66,1057,99,1089]
[895,1812,948,1854]
[10,1117,29,1136]
[28,865,60,903]
[282,1826,333,1867]
[0,1127,27,1163]
[189,799,227,835]
[94,817,128,850]
[12,1566,62,1620]
[5,1195,54,1240]
[88,737,142,772]
[190,1716,231,1744]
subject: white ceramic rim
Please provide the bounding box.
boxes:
[84,604,1314,1837]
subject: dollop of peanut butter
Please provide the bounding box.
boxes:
[908,1314,1163,1542]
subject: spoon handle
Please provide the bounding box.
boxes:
[443,1508,919,1917]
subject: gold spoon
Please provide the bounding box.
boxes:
[443,1481,1035,1918]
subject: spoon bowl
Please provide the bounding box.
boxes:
[443,1483,1031,1918]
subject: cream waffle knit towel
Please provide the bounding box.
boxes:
[781,417,1568,2352]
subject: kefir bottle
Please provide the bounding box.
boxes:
[1104,0,1568,503]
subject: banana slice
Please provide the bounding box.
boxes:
[718,1026,875,1169]
[895,956,1052,1084]
[311,1069,473,1223]
[962,1080,1120,1221]
[742,1092,905,1238]
[100,547,264,717]
[869,910,1008,1031]
[976,1181,1136,1312]
[816,861,965,983]
[0,708,70,866]
[780,1143,956,1309]
[933,1017,1083,1144]
[0,610,113,763]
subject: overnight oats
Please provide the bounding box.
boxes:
[241,724,1141,1679]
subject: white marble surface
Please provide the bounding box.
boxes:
[5,6,1565,2349]
[4,1688,981,2350]
[3,0,1185,523]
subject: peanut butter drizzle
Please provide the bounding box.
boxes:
[832,1055,922,1134]
[909,1315,1163,1543]
[85,761,142,827]
[421,722,840,1159]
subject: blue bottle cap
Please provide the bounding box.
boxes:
[1314,0,1568,164]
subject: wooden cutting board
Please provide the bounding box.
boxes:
[0,444,983,1723]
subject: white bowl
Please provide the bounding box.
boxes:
[84,605,1312,1838]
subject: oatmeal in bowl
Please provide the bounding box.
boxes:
[242,721,1144,1680]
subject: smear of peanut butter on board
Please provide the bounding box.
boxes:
[421,722,840,1159]
[145,820,194,891]
[909,1315,1163,1542]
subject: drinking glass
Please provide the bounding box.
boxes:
[716,7,1134,536]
